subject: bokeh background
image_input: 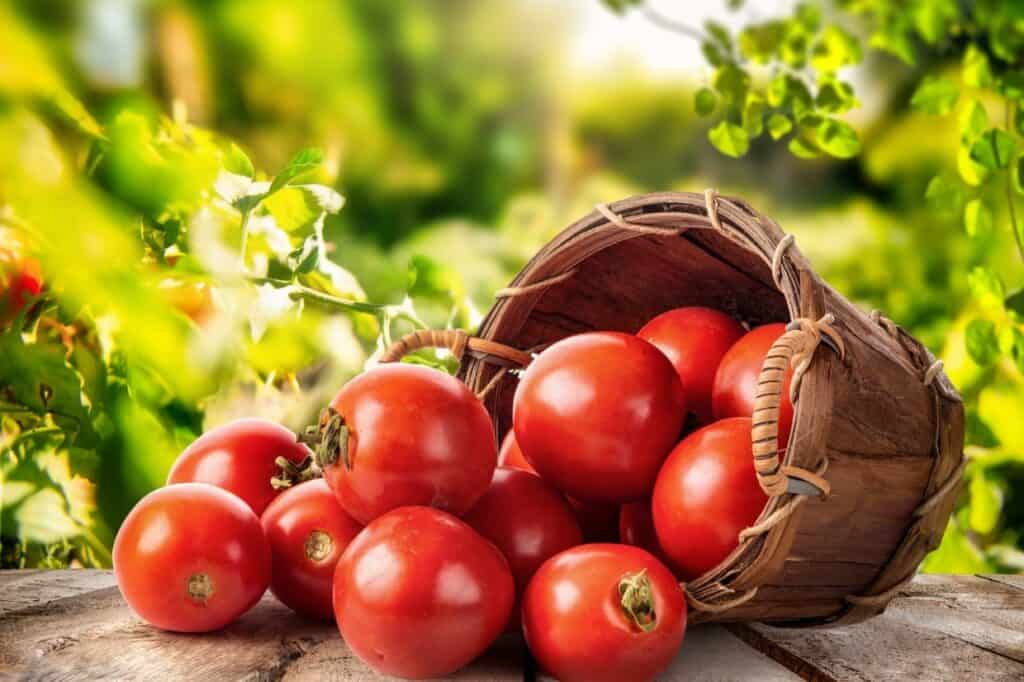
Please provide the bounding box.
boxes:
[2,0,1023,574]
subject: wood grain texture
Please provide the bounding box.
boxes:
[731,574,1024,681]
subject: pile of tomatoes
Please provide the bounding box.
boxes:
[113,306,792,682]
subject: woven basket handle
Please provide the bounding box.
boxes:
[752,316,844,498]
[379,329,533,368]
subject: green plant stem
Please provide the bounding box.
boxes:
[247,277,387,316]
[1007,102,1024,264]
[238,210,252,271]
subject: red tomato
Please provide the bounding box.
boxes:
[260,479,362,620]
[651,418,767,581]
[464,467,582,629]
[522,544,686,682]
[712,323,793,448]
[333,506,514,679]
[113,483,270,632]
[638,306,745,424]
[499,431,620,542]
[513,332,686,503]
[320,364,496,524]
[1,257,43,327]
[619,501,672,568]
[167,418,312,516]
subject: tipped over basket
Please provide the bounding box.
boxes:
[383,191,965,627]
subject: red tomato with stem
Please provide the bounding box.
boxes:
[638,306,745,425]
[317,364,496,524]
[619,500,673,568]
[464,467,582,630]
[712,323,793,447]
[651,417,768,581]
[499,431,620,542]
[333,506,514,679]
[260,479,362,620]
[522,544,686,682]
[513,332,686,503]
[113,483,270,632]
[167,418,313,516]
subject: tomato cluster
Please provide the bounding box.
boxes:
[113,306,789,680]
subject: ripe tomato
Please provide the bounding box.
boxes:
[712,323,793,447]
[260,479,362,620]
[638,306,745,424]
[619,500,672,568]
[513,332,686,503]
[651,417,767,581]
[522,544,686,682]
[499,431,620,542]
[464,467,581,629]
[333,506,514,679]
[167,418,313,516]
[319,364,496,524]
[113,483,270,632]
[1,257,43,327]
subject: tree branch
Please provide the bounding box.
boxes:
[641,4,706,43]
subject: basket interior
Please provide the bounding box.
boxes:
[484,227,791,439]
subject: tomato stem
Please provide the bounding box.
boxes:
[270,455,321,489]
[187,572,214,603]
[618,569,657,633]
[304,529,334,562]
[300,407,351,470]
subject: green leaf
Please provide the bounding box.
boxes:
[224,143,255,178]
[708,121,750,158]
[966,319,999,366]
[910,76,959,115]
[600,0,643,12]
[50,89,105,141]
[970,128,1015,169]
[964,198,994,237]
[268,148,324,195]
[921,519,993,574]
[815,80,856,114]
[810,25,863,73]
[869,23,915,65]
[694,88,716,117]
[968,471,1001,535]
[963,44,994,87]
[968,266,1005,311]
[705,20,732,50]
[788,134,820,159]
[767,113,793,140]
[959,99,988,142]
[407,254,465,303]
[965,413,1000,448]
[742,94,766,137]
[701,41,727,67]
[738,21,785,64]
[767,74,813,116]
[958,146,990,186]
[912,0,958,45]
[287,236,319,275]
[1005,289,1024,317]
[1004,326,1024,375]
[712,65,749,110]
[815,118,860,158]
[1015,154,1024,195]
[925,174,965,213]
[795,3,821,31]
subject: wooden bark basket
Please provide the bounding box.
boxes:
[383,191,965,627]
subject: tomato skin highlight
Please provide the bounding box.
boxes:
[322,364,496,525]
[712,323,793,447]
[333,506,514,679]
[513,332,686,503]
[463,467,582,630]
[167,418,312,516]
[260,479,362,620]
[498,431,620,542]
[113,483,270,632]
[522,544,686,682]
[638,306,745,425]
[651,417,768,581]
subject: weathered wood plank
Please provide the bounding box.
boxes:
[732,574,1024,681]
[0,568,117,618]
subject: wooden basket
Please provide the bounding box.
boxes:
[382,191,965,626]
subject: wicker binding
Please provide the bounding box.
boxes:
[383,191,965,626]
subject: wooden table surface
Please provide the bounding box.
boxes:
[1,571,1022,681]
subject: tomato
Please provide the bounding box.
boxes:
[113,483,270,632]
[499,431,620,542]
[167,418,313,516]
[162,279,214,323]
[522,544,686,682]
[319,364,496,524]
[712,323,793,448]
[1,257,43,327]
[637,306,745,425]
[260,479,362,620]
[651,417,767,581]
[333,506,514,679]
[513,332,686,503]
[463,467,581,629]
[619,500,672,568]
